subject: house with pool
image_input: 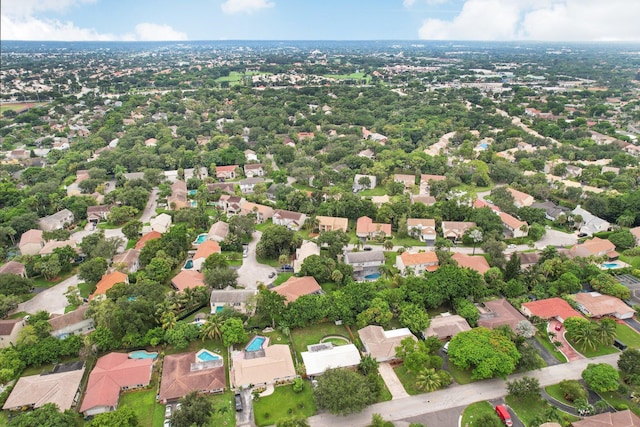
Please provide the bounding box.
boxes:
[210,286,257,315]
[343,250,385,281]
[159,349,226,403]
[231,339,296,388]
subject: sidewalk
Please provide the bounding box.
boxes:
[378,362,409,400]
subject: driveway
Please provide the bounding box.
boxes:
[16,274,79,315]
[236,231,277,290]
[527,337,561,367]
[308,353,620,427]
[535,228,577,249]
[378,363,409,400]
[624,318,640,333]
[548,320,582,362]
[236,388,255,427]
[140,187,159,224]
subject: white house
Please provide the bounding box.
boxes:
[150,213,172,234]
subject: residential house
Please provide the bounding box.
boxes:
[112,249,141,273]
[207,182,235,195]
[19,229,44,255]
[477,299,528,332]
[150,213,172,233]
[419,174,446,195]
[239,177,265,194]
[357,325,416,362]
[38,209,74,232]
[39,240,77,256]
[570,237,617,260]
[0,261,26,278]
[243,163,265,178]
[207,221,229,242]
[266,184,280,202]
[3,363,85,411]
[572,205,610,236]
[297,132,315,141]
[396,251,439,275]
[411,194,436,206]
[451,253,491,275]
[123,172,145,181]
[602,166,620,175]
[171,270,205,292]
[294,241,320,274]
[499,212,529,238]
[192,241,221,272]
[210,286,257,315]
[90,271,129,301]
[370,195,391,208]
[507,188,535,208]
[218,195,245,216]
[301,344,361,376]
[159,350,226,403]
[316,216,349,233]
[565,164,582,178]
[240,202,274,223]
[572,292,635,319]
[356,216,391,239]
[343,251,385,281]
[531,201,569,221]
[135,231,161,250]
[423,314,471,340]
[517,252,541,270]
[273,210,307,231]
[521,297,583,323]
[407,218,436,244]
[358,149,375,160]
[87,205,114,225]
[80,353,153,416]
[362,127,387,144]
[441,221,476,241]
[184,167,208,182]
[0,318,25,349]
[144,138,157,147]
[273,276,323,304]
[244,149,258,162]
[393,174,416,190]
[48,305,94,338]
[571,409,640,427]
[215,165,239,181]
[353,174,377,192]
[231,344,296,388]
[163,170,179,183]
[168,180,188,209]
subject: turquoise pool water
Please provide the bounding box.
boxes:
[215,306,224,313]
[195,234,207,244]
[196,349,220,362]
[246,336,266,352]
[188,189,197,196]
[190,200,198,208]
[602,262,618,269]
[184,259,193,269]
[129,350,158,360]
[364,273,381,280]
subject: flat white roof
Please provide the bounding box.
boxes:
[383,327,413,339]
[301,344,361,376]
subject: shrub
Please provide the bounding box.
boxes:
[292,377,304,393]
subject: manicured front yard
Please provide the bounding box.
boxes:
[599,390,640,416]
[393,364,423,395]
[535,333,567,363]
[461,401,502,426]
[272,273,294,287]
[291,323,352,363]
[253,383,316,426]
[506,395,578,426]
[616,323,640,348]
[448,362,475,385]
[208,391,237,427]
[119,388,165,427]
[566,333,619,358]
[545,384,574,406]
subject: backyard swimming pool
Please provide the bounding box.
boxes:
[196,349,220,362]
[246,336,266,352]
[184,259,193,269]
[129,350,158,360]
[364,273,381,280]
[602,262,619,269]
[194,234,207,244]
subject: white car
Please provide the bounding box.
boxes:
[165,405,172,418]
[443,341,450,354]
[507,244,516,249]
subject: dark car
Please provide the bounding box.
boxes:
[235,393,243,411]
[363,246,372,251]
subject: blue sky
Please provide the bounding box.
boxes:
[2,0,639,42]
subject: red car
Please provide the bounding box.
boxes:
[555,323,562,331]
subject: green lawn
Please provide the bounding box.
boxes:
[253,383,317,426]
[357,187,388,197]
[322,72,372,84]
[448,363,475,385]
[461,401,502,427]
[119,388,165,427]
[566,333,619,358]
[32,268,77,289]
[392,237,425,247]
[384,252,397,269]
[599,390,640,416]
[616,323,640,348]
[272,273,294,287]
[620,254,640,269]
[9,311,27,319]
[319,282,339,293]
[0,101,46,113]
[545,384,574,406]
[291,323,352,363]
[207,391,237,427]
[393,364,422,395]
[535,333,567,363]
[506,395,578,426]
[78,281,94,298]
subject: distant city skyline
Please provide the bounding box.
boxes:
[1,0,639,42]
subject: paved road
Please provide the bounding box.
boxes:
[236,231,277,290]
[140,187,159,224]
[307,353,620,427]
[535,228,577,249]
[624,318,640,333]
[16,274,80,315]
[527,337,562,367]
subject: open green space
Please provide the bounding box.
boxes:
[393,364,423,395]
[461,401,502,427]
[322,72,372,84]
[391,237,425,247]
[566,333,619,358]
[448,362,475,385]
[616,323,640,348]
[599,390,640,416]
[119,388,165,427]
[545,384,574,406]
[207,391,237,427]
[0,102,47,113]
[291,323,352,363]
[357,187,388,197]
[506,395,578,426]
[31,269,77,289]
[272,273,294,287]
[253,382,317,426]
[535,333,567,363]
[620,254,640,269]
[78,281,94,298]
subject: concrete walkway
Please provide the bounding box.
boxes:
[308,353,620,427]
[377,362,409,400]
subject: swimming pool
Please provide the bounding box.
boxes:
[364,273,381,280]
[602,262,619,269]
[196,349,220,362]
[129,350,158,360]
[246,336,266,352]
[190,200,198,208]
[194,234,207,244]
[184,259,194,269]
[188,189,197,196]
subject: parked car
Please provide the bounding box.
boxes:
[363,246,372,251]
[165,405,172,418]
[442,341,450,354]
[495,404,513,426]
[164,420,171,427]
[235,393,243,412]
[268,272,276,278]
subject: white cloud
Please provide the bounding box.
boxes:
[221,0,274,14]
[404,0,449,7]
[418,0,640,41]
[131,23,188,41]
[1,0,97,17]
[403,0,417,7]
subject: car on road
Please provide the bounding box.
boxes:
[235,393,243,411]
[442,341,450,354]
[495,404,513,426]
[268,272,276,278]
[507,244,516,249]
[164,420,171,427]
[363,246,372,251]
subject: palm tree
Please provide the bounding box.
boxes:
[415,368,443,392]
[330,269,343,283]
[383,239,394,251]
[200,314,224,341]
[160,311,177,331]
[572,322,598,351]
[595,319,617,346]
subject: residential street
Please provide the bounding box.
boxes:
[16,274,80,315]
[140,187,159,224]
[307,353,620,427]
[236,231,277,290]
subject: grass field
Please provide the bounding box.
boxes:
[599,390,640,416]
[616,323,640,348]
[119,388,165,427]
[393,364,422,395]
[461,401,502,426]
[0,102,46,113]
[322,72,372,84]
[291,323,351,363]
[566,332,619,358]
[535,333,567,363]
[253,382,316,426]
[506,395,578,426]
[448,362,475,385]
[545,383,575,406]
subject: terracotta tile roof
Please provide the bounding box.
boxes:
[441,221,476,238]
[522,297,582,321]
[572,292,634,318]
[0,261,26,276]
[356,216,392,236]
[91,271,128,300]
[572,409,640,427]
[507,187,534,206]
[112,249,140,270]
[420,174,446,183]
[232,344,296,387]
[570,237,616,258]
[451,253,490,274]
[0,319,22,336]
[159,351,225,402]
[423,314,471,339]
[499,211,527,230]
[171,270,205,292]
[478,299,527,331]
[80,353,153,413]
[316,216,349,232]
[3,366,85,411]
[194,240,221,260]
[357,325,416,361]
[135,231,161,250]
[19,229,43,246]
[273,276,322,304]
[399,251,438,266]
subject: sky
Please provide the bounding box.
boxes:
[1,0,640,42]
